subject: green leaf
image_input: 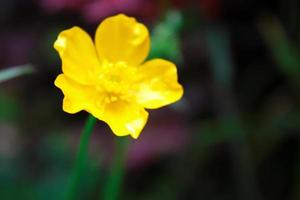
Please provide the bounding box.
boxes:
[259,16,300,87]
[149,10,183,63]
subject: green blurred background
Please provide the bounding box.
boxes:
[0,0,300,199]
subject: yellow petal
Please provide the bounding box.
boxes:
[62,97,82,114]
[54,74,103,118]
[54,27,101,85]
[102,101,149,139]
[135,59,184,109]
[95,14,150,67]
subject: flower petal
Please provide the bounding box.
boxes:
[95,14,150,67]
[102,101,149,139]
[62,97,82,114]
[135,59,184,109]
[54,27,100,85]
[54,74,103,117]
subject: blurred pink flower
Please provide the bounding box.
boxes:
[84,109,187,170]
[83,0,158,23]
[40,0,89,12]
[40,0,159,23]
[127,110,188,169]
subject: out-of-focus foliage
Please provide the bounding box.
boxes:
[149,10,183,63]
[0,64,34,83]
[259,16,300,87]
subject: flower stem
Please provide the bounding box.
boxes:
[102,137,129,200]
[65,115,97,200]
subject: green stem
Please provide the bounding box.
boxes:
[65,115,97,200]
[102,137,129,200]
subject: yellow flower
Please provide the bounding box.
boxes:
[54,14,183,139]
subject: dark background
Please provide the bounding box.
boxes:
[0,0,300,199]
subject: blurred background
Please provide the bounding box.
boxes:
[0,0,300,199]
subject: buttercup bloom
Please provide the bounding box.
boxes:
[54,14,183,139]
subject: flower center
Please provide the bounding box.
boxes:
[95,61,136,104]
